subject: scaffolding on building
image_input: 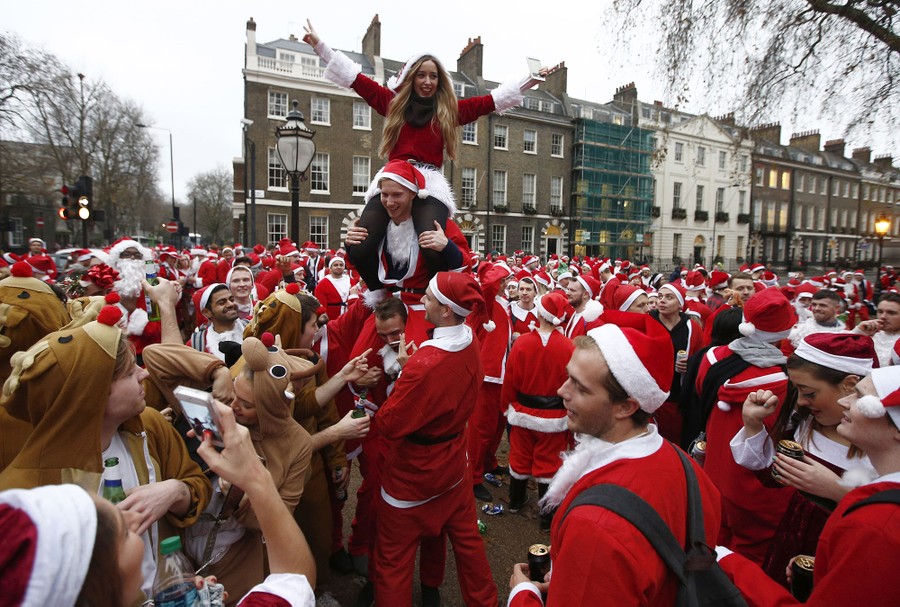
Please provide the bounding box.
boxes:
[571,119,654,261]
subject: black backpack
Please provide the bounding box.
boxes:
[560,443,747,607]
[842,488,900,516]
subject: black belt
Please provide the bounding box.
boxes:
[517,393,565,410]
[388,285,426,295]
[406,431,461,445]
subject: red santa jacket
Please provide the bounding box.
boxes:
[509,435,721,607]
[502,329,573,433]
[720,478,900,607]
[375,324,482,503]
[509,301,538,335]
[197,259,219,287]
[473,297,512,383]
[314,273,353,318]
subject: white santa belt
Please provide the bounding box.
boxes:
[381,475,465,509]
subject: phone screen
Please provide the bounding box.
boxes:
[527,57,545,81]
[179,398,224,445]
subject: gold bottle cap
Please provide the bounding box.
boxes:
[529,544,549,556]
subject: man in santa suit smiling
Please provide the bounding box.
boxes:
[315,255,353,318]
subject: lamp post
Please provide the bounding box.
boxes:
[136,123,177,246]
[242,121,257,246]
[275,101,316,244]
[875,214,891,298]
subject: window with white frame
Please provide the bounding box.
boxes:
[268,91,288,117]
[796,174,804,192]
[492,224,506,253]
[352,101,371,129]
[739,155,748,172]
[696,185,705,210]
[310,153,329,192]
[832,179,840,197]
[673,233,682,259]
[300,55,322,78]
[267,213,287,243]
[522,174,536,209]
[8,217,22,247]
[716,188,725,213]
[309,216,328,249]
[781,171,790,190]
[851,183,858,199]
[737,236,744,259]
[521,226,534,254]
[754,167,764,186]
[696,146,706,166]
[267,147,285,189]
[673,182,683,209]
[674,142,684,162]
[352,156,370,195]
[842,181,849,198]
[808,175,815,193]
[551,133,564,157]
[863,184,870,200]
[461,168,477,207]
[493,124,508,150]
[819,177,827,195]
[768,169,778,188]
[462,122,477,144]
[310,97,330,124]
[550,176,563,210]
[524,130,537,154]
[718,150,727,170]
[492,170,508,207]
[278,51,295,63]
[453,82,464,97]
[738,190,746,214]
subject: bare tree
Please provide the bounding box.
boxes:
[187,166,233,244]
[611,0,900,144]
[0,32,61,130]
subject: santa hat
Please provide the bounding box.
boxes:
[709,270,730,290]
[0,484,97,606]
[575,275,601,299]
[301,241,320,253]
[73,249,92,264]
[24,255,53,278]
[107,237,152,265]
[761,271,779,287]
[794,333,876,377]
[280,242,300,257]
[378,159,428,199]
[522,255,540,268]
[750,263,765,274]
[659,282,686,309]
[535,292,569,326]
[386,52,448,92]
[738,287,797,341]
[428,272,485,319]
[796,284,817,299]
[328,256,346,269]
[198,283,228,311]
[515,269,537,288]
[27,237,46,248]
[253,244,266,255]
[612,284,647,312]
[534,271,553,290]
[585,315,673,413]
[684,270,706,291]
[189,248,207,258]
[856,367,900,427]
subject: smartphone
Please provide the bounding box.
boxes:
[173,386,225,448]
[527,57,545,82]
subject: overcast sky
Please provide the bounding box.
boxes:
[5,1,889,205]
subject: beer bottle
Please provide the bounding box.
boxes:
[145,260,161,322]
[102,457,127,505]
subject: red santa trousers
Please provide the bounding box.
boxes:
[508,426,571,481]
[372,480,497,607]
[468,382,506,484]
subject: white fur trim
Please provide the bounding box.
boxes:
[126,307,149,336]
[857,394,886,418]
[429,275,471,317]
[739,321,756,336]
[618,289,645,312]
[587,324,669,413]
[418,188,429,199]
[795,338,874,377]
[490,79,524,114]
[581,298,603,323]
[840,466,879,488]
[244,573,315,607]
[717,400,732,412]
[483,320,496,332]
[659,283,684,308]
[362,288,388,310]
[367,166,456,217]
[507,405,567,433]
[322,51,362,89]
[108,239,152,265]
[535,295,564,325]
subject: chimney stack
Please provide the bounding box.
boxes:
[823,138,846,157]
[852,147,872,164]
[749,122,782,144]
[789,130,821,153]
[362,14,381,60]
[874,154,895,170]
[457,36,483,79]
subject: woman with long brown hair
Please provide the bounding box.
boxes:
[303,20,546,292]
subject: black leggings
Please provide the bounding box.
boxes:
[346,194,450,290]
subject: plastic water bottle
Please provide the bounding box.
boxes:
[101,457,126,504]
[152,536,199,607]
[145,260,161,322]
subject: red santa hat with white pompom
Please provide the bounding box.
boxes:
[378,159,429,199]
[856,367,900,426]
[535,291,569,326]
[738,287,797,342]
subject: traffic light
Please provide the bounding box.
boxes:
[59,185,71,220]
[75,175,93,220]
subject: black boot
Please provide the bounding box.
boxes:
[508,477,530,513]
[421,583,441,607]
[537,483,555,531]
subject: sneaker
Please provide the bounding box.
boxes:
[421,583,441,607]
[329,548,353,575]
[473,483,493,502]
[508,492,530,514]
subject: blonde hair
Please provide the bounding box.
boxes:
[379,55,460,162]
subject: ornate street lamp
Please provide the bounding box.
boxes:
[275,100,316,244]
[875,215,891,297]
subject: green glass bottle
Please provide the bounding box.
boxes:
[102,457,127,504]
[351,389,368,418]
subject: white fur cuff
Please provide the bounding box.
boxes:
[491,80,524,114]
[363,288,388,310]
[323,51,362,89]
[126,307,149,336]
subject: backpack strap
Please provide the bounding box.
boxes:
[842,489,900,517]
[561,484,689,584]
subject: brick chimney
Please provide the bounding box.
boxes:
[789,130,820,153]
[714,112,736,126]
[823,138,846,157]
[874,154,895,170]
[852,147,872,163]
[749,122,781,144]
[613,82,638,106]
[246,17,257,59]
[362,14,381,60]
[540,61,567,97]
[457,36,483,79]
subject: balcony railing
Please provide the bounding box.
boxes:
[493,204,508,213]
[651,206,661,218]
[715,212,729,223]
[672,207,687,220]
[550,206,565,217]
[694,210,709,222]
[737,213,751,224]
[255,56,326,80]
[523,204,537,215]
